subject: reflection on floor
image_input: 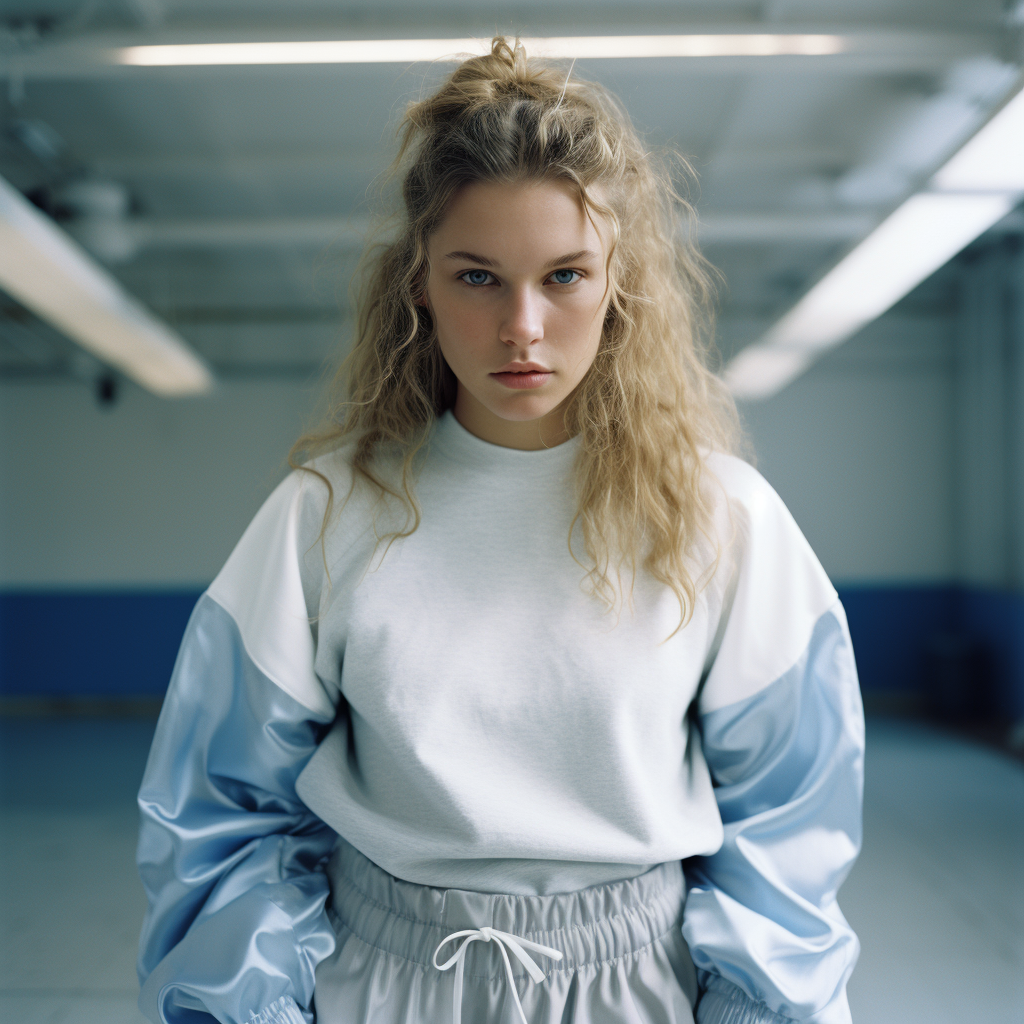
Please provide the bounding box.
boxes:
[0,715,1021,1024]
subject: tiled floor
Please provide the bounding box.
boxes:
[1,715,1022,1024]
[0,719,156,1024]
[841,719,1024,1023]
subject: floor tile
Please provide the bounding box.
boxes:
[0,992,148,1024]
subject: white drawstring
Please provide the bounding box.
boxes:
[432,925,563,1024]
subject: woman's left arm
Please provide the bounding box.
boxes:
[682,460,865,1024]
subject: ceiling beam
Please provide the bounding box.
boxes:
[25,174,885,261]
[61,210,879,258]
[80,145,853,179]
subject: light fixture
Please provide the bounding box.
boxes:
[0,174,214,397]
[117,34,845,66]
[726,80,1024,401]
[722,346,813,401]
[931,84,1024,191]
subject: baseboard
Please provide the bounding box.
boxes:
[0,694,164,717]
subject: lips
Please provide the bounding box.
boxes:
[492,362,551,374]
[490,368,552,390]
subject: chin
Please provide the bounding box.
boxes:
[491,398,561,423]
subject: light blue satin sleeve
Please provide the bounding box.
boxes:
[683,602,865,1024]
[136,593,339,1024]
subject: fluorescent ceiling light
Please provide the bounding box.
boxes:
[723,346,813,401]
[117,34,845,66]
[931,86,1024,191]
[0,175,213,397]
[724,193,1012,400]
[726,78,1024,401]
[760,193,1013,351]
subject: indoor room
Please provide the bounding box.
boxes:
[1,3,1022,1024]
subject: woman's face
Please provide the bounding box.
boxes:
[423,178,613,450]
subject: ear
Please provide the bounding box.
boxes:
[413,282,433,312]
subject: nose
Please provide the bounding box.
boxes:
[498,286,544,347]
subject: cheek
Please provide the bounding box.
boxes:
[561,288,609,346]
[432,296,492,358]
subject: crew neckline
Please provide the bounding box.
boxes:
[430,409,581,474]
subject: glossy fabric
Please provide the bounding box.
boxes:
[137,594,338,1024]
[134,427,863,1024]
[313,836,697,1024]
[684,604,864,1024]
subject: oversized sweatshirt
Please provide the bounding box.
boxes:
[136,409,864,1024]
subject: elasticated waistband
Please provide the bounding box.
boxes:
[325,838,686,982]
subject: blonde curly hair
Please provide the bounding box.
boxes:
[291,35,742,636]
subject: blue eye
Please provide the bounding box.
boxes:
[461,270,493,286]
[550,269,580,285]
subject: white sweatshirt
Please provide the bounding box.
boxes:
[137,408,864,1024]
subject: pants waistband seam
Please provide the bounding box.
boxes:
[330,872,684,974]
[331,870,438,932]
[331,856,684,929]
[332,863,683,938]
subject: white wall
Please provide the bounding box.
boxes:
[741,311,956,584]
[0,378,321,587]
[0,308,959,590]
[953,243,1024,590]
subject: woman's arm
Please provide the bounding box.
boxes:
[136,472,341,1024]
[685,601,863,1024]
[683,458,865,1024]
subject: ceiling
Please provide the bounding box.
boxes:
[1,0,1021,385]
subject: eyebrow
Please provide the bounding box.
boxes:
[442,249,600,270]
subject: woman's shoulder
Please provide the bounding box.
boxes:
[701,450,775,507]
[212,442,363,570]
[295,439,360,492]
[697,452,838,713]
[699,449,835,596]
[699,449,792,536]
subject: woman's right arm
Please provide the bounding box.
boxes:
[137,472,342,1024]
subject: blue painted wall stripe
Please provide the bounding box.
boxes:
[0,591,203,698]
[2,586,1021,714]
[838,585,960,695]
[960,589,1024,718]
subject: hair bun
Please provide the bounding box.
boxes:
[488,36,530,81]
[440,35,568,105]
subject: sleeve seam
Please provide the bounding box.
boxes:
[202,590,334,720]
[700,598,844,717]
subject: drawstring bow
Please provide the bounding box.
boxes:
[432,925,563,1024]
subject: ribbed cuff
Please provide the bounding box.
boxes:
[247,995,310,1024]
[696,971,796,1024]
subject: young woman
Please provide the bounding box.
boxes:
[136,37,864,1024]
